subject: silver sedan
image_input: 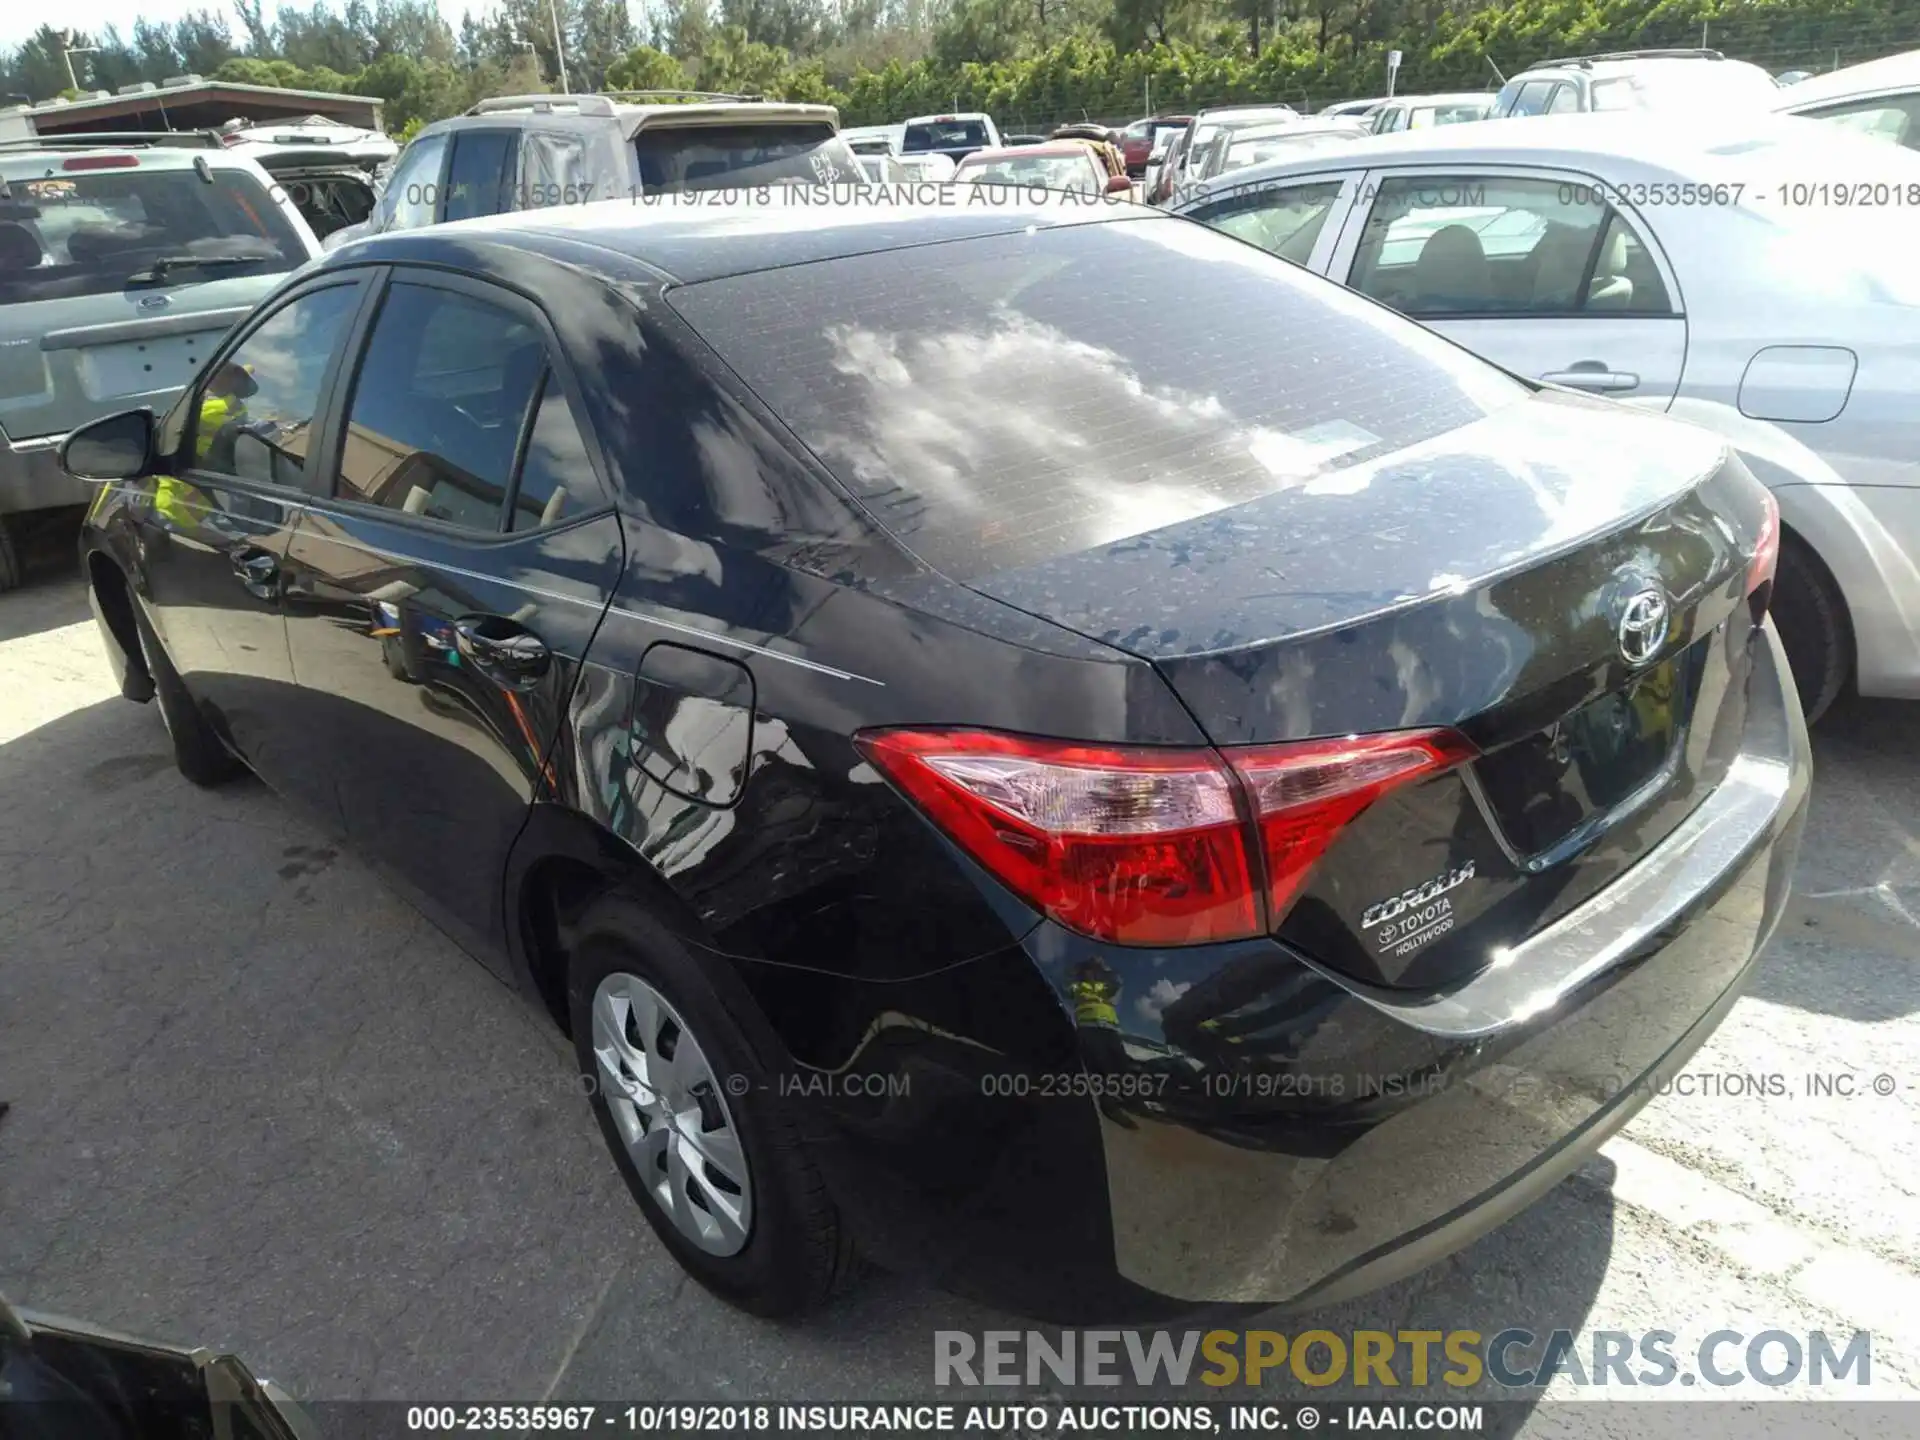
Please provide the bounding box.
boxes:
[1171,112,1920,721]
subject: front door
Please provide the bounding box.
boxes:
[282,271,625,965]
[133,278,367,783]
[1329,168,1688,409]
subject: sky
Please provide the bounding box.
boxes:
[0,0,484,52]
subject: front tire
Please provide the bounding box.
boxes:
[1770,534,1851,725]
[567,893,857,1316]
[133,609,247,787]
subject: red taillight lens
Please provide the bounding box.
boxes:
[1228,730,1478,923]
[1747,488,1781,612]
[854,730,1258,946]
[63,154,140,171]
[857,726,1475,947]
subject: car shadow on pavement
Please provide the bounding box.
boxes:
[0,697,1611,1424]
[1750,693,1920,1024]
[0,573,91,647]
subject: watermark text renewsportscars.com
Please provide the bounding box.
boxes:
[934,1328,1873,1390]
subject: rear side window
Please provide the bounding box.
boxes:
[667,217,1525,580]
[509,374,599,531]
[904,120,989,152]
[335,281,547,527]
[633,124,860,193]
[1349,174,1609,317]
[0,164,308,305]
[443,129,519,221]
[1193,180,1346,266]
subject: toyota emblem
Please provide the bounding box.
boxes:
[1617,587,1670,667]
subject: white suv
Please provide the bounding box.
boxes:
[1490,50,1779,117]
[329,92,859,249]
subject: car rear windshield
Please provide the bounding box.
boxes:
[0,163,307,306]
[904,120,989,152]
[958,153,1100,193]
[633,123,863,192]
[668,215,1528,580]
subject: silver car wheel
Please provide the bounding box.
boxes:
[591,972,753,1257]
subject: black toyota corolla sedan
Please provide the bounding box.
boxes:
[65,193,1807,1322]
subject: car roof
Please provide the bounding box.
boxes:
[338,190,1141,286]
[1773,48,1920,108]
[1170,110,1862,197]
[1514,50,1773,79]
[422,96,837,139]
[904,112,993,124]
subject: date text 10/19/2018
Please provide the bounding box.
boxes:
[404,1403,1488,1433]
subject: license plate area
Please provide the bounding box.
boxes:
[79,330,220,401]
[1472,654,1691,862]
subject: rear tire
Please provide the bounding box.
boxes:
[0,517,21,594]
[567,892,857,1317]
[1770,534,1850,725]
[133,609,247,787]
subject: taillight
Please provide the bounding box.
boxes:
[1747,488,1781,620]
[1229,730,1477,923]
[63,154,139,171]
[856,726,1474,947]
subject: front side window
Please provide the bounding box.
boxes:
[0,164,309,306]
[1194,180,1346,266]
[379,132,450,231]
[189,283,362,491]
[1350,173,1612,316]
[1546,84,1582,114]
[335,281,547,527]
[443,130,519,222]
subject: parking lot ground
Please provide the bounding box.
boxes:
[2,550,1918,1432]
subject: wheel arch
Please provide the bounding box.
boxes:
[84,545,155,702]
[504,802,718,1037]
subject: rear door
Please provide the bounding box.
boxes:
[1328,166,1688,408]
[282,267,625,966]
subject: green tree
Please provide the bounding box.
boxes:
[605,44,690,90]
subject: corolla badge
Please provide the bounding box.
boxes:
[1617,586,1670,668]
[138,293,171,311]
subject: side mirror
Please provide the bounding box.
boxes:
[61,408,155,482]
[1107,173,1133,195]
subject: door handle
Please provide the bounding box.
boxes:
[1541,362,1641,394]
[229,547,280,598]
[454,615,550,690]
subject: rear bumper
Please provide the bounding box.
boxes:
[1,434,90,515]
[1092,619,1809,1306]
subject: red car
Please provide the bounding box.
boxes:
[1120,114,1195,175]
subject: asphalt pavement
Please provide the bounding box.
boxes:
[2,548,1917,1434]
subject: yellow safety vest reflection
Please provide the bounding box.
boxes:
[1070,982,1118,1029]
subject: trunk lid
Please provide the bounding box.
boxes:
[971,395,1769,988]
